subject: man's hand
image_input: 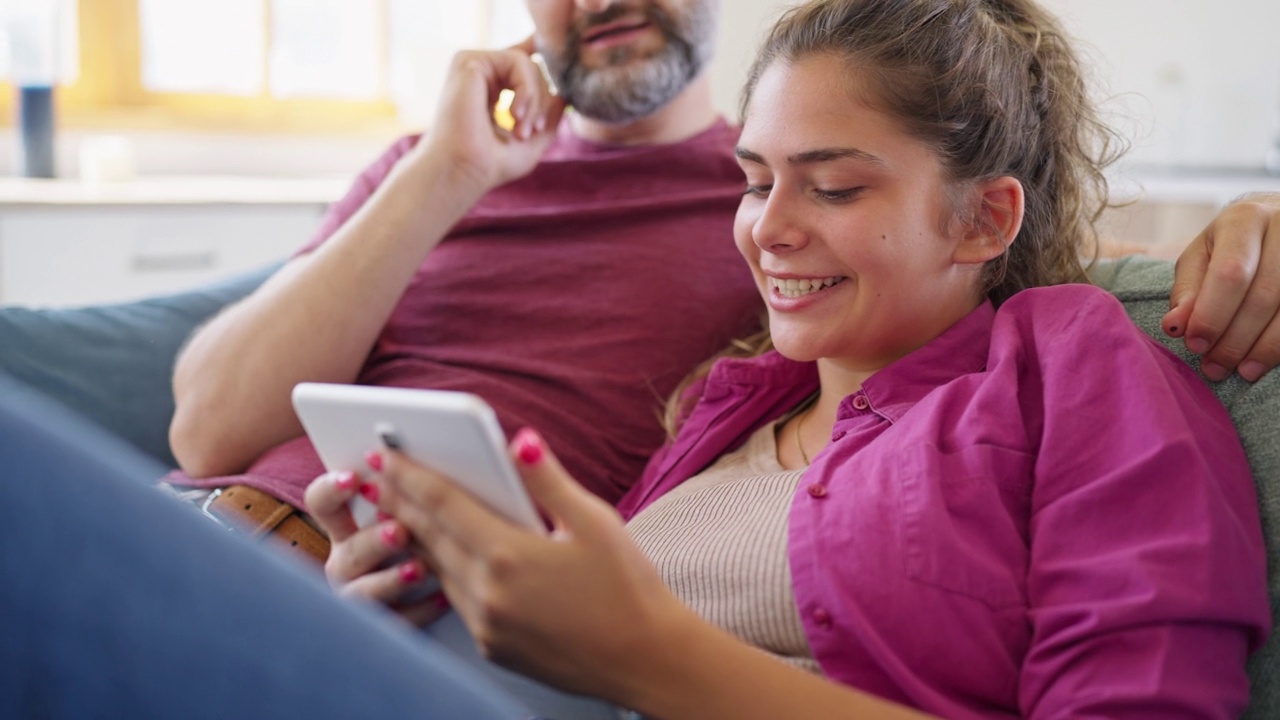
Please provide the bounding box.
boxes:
[1165,193,1280,382]
[415,37,568,196]
[304,471,448,627]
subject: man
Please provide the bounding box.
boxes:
[167,0,1280,594]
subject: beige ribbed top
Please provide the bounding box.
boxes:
[626,420,820,674]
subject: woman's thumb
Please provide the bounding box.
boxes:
[510,428,601,533]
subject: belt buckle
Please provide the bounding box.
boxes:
[199,488,236,531]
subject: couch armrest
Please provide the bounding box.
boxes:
[0,263,278,467]
[1098,256,1280,719]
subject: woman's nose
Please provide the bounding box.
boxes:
[752,195,810,253]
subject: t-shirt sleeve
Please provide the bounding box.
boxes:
[294,134,423,257]
[1013,287,1270,719]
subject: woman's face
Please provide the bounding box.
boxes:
[734,54,987,374]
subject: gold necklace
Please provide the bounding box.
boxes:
[794,404,812,466]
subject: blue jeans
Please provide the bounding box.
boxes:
[0,375,530,719]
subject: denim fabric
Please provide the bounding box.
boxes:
[0,374,529,720]
[0,264,277,467]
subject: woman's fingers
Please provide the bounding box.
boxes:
[303,470,361,543]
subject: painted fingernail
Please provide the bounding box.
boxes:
[365,450,384,472]
[376,510,393,523]
[514,428,543,465]
[434,594,451,612]
[379,522,403,549]
[1201,361,1229,382]
[359,482,380,504]
[399,561,424,585]
[1239,361,1265,383]
[333,471,358,490]
[1186,337,1210,355]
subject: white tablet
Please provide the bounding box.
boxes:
[291,383,545,534]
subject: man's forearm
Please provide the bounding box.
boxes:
[170,151,489,477]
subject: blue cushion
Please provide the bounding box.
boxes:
[0,264,277,467]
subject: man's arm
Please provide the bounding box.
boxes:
[1166,193,1280,381]
[170,43,565,478]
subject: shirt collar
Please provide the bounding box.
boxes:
[859,301,995,423]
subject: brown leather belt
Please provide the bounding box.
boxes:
[197,485,330,565]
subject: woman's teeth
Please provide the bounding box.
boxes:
[769,276,842,299]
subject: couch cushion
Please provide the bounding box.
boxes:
[1094,257,1279,719]
[0,264,276,467]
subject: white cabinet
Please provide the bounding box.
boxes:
[0,177,342,308]
[0,205,324,307]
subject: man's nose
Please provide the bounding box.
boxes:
[575,0,619,14]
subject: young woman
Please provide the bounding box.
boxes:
[326,0,1270,717]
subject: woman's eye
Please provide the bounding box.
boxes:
[814,187,863,202]
[743,184,772,198]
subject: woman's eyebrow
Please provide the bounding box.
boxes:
[734,146,886,167]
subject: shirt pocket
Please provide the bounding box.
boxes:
[897,443,1033,610]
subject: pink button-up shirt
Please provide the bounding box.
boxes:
[619,284,1269,719]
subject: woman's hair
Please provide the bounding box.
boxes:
[663,0,1125,436]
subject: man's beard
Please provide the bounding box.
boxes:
[538,1,716,124]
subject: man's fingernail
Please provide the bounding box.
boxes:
[1201,361,1229,381]
[1239,361,1265,383]
[514,428,543,465]
[1186,337,1210,355]
[365,450,384,472]
[333,471,358,490]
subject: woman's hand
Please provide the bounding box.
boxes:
[1167,192,1280,381]
[303,470,449,627]
[369,429,693,702]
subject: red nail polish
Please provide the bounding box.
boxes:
[514,428,543,465]
[364,450,384,472]
[359,483,380,504]
[376,510,393,523]
[434,593,451,612]
[333,472,358,491]
[399,561,424,585]
[379,522,401,549]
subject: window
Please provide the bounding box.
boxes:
[0,0,533,133]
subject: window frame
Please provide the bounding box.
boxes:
[1,0,402,135]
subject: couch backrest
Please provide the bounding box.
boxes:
[1095,257,1280,719]
[0,264,277,467]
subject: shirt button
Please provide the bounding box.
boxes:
[813,608,833,629]
[852,395,870,411]
[807,484,828,499]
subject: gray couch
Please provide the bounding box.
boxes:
[0,258,1275,717]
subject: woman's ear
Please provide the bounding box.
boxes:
[953,176,1024,265]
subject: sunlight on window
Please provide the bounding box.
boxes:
[140,0,264,95]
[386,0,533,126]
[270,0,381,100]
[0,0,78,84]
[487,0,535,48]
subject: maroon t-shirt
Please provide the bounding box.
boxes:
[174,119,761,507]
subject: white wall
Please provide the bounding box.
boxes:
[712,0,1280,171]
[1041,0,1280,169]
